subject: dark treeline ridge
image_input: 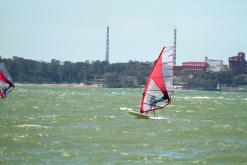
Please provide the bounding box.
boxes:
[0,56,150,88]
[177,71,247,90]
[1,56,246,89]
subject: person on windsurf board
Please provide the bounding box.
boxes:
[0,63,15,99]
[128,45,174,119]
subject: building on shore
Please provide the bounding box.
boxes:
[174,65,183,74]
[229,52,246,74]
[205,56,224,72]
[223,65,229,71]
[182,61,209,72]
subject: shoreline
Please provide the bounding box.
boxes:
[15,83,103,88]
[13,83,247,92]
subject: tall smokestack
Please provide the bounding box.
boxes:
[105,26,109,63]
[173,28,177,65]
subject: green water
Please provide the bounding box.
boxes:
[0,86,247,164]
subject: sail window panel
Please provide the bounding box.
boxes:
[164,78,173,89]
[162,65,173,97]
[165,78,173,97]
[162,49,174,64]
[146,79,163,98]
[0,82,9,88]
[162,47,174,98]
[143,104,150,111]
[163,64,173,77]
[143,79,165,111]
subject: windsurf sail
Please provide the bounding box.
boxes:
[0,63,14,98]
[140,46,174,113]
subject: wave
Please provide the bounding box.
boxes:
[148,116,170,120]
[175,96,238,100]
[16,124,48,129]
[120,107,133,111]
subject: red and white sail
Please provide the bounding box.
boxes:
[140,46,174,113]
[0,63,14,87]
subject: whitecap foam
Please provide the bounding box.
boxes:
[109,115,116,119]
[40,115,57,119]
[62,152,70,157]
[176,96,217,100]
[120,107,133,111]
[223,124,232,130]
[186,110,194,113]
[120,152,128,156]
[149,116,170,120]
[16,124,48,129]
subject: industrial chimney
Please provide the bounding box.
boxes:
[173,28,177,65]
[105,26,109,63]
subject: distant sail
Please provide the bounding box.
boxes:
[0,63,14,98]
[0,63,13,86]
[140,46,174,113]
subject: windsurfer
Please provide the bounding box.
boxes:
[150,95,156,109]
[0,63,15,99]
[149,95,158,117]
[138,46,174,119]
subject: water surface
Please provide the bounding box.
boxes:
[0,86,247,164]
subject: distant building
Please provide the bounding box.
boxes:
[205,56,224,72]
[229,52,246,73]
[174,65,183,74]
[182,61,209,72]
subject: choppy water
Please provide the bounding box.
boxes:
[0,86,247,164]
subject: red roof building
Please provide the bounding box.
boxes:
[229,52,246,73]
[182,62,209,72]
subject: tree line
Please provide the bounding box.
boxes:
[0,56,150,88]
[177,70,247,90]
[1,56,246,90]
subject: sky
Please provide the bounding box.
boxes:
[0,0,246,65]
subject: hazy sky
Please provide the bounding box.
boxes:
[0,0,246,64]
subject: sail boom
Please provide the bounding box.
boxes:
[142,102,170,113]
[145,89,168,92]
